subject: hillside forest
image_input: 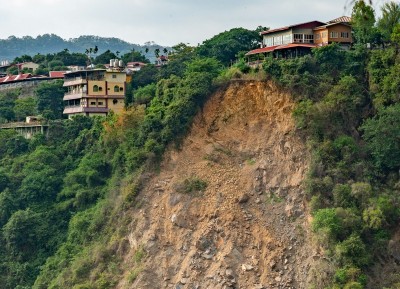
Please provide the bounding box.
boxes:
[0,34,169,65]
[0,1,399,288]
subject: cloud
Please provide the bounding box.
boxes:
[0,0,372,46]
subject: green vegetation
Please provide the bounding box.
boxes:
[175,177,208,195]
[0,27,238,288]
[1,2,400,287]
[0,80,64,123]
[261,2,400,287]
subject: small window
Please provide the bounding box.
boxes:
[99,86,103,92]
[341,32,349,38]
[90,102,96,105]
[114,85,119,92]
[113,99,118,104]
[98,102,103,105]
[93,85,99,92]
[112,74,117,78]
[120,87,123,92]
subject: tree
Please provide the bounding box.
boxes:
[14,97,37,121]
[196,27,260,66]
[391,23,400,45]
[362,103,400,171]
[121,50,149,64]
[351,0,376,45]
[35,80,65,119]
[130,64,159,89]
[154,48,160,58]
[377,1,400,43]
[13,54,33,64]
[94,49,117,65]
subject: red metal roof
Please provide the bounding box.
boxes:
[0,73,32,83]
[246,43,316,56]
[260,20,326,35]
[49,71,66,78]
[245,46,279,56]
[274,43,317,50]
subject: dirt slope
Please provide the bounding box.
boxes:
[118,80,324,289]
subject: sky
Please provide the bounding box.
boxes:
[0,0,387,46]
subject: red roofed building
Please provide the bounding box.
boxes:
[0,73,33,84]
[246,17,352,64]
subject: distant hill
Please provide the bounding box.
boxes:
[0,34,170,63]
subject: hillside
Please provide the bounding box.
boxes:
[115,80,322,288]
[0,34,169,62]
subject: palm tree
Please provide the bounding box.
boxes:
[154,48,160,58]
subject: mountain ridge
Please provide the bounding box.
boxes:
[0,34,170,62]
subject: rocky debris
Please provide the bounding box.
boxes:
[238,193,250,204]
[116,81,315,289]
[241,264,254,271]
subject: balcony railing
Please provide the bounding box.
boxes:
[63,78,87,87]
[63,106,109,114]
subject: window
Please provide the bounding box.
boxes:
[112,74,117,78]
[90,101,96,105]
[98,102,103,105]
[341,32,349,38]
[113,99,118,105]
[315,33,320,40]
[99,86,103,92]
[114,85,119,92]
[330,31,339,38]
[120,87,123,92]
[93,85,99,92]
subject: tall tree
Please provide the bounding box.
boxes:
[35,80,65,119]
[351,0,376,45]
[196,27,260,66]
[377,1,400,42]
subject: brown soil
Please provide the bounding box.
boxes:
[117,80,327,289]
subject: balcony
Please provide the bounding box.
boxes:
[63,91,87,101]
[63,78,87,87]
[63,106,109,114]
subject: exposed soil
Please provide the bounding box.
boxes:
[116,80,329,289]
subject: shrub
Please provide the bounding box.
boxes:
[312,208,343,241]
[175,177,208,195]
[334,234,370,267]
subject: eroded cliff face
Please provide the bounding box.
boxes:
[117,80,325,289]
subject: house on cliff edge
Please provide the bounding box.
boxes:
[246,16,352,64]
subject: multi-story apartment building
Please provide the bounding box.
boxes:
[63,69,126,119]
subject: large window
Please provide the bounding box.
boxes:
[341,32,349,38]
[330,31,339,38]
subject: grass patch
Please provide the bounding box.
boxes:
[127,267,142,284]
[175,177,208,195]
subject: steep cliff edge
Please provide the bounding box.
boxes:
[117,80,322,289]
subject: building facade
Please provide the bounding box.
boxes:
[246,17,353,62]
[63,69,126,119]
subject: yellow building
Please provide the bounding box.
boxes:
[63,69,126,119]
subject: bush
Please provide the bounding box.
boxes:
[312,208,343,241]
[335,234,370,267]
[362,103,400,172]
[175,177,208,195]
